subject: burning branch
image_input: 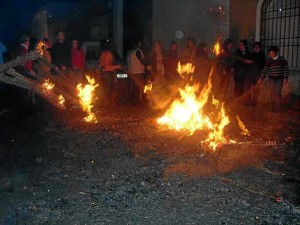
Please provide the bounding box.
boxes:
[236,115,251,136]
[76,75,99,123]
[0,69,37,90]
[0,50,41,75]
[0,47,101,117]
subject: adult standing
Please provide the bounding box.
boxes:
[16,35,36,77]
[127,39,149,104]
[99,42,121,107]
[165,41,179,83]
[71,39,85,84]
[251,42,265,106]
[150,40,165,84]
[233,40,252,98]
[194,42,211,85]
[181,37,197,64]
[15,35,36,117]
[217,39,235,101]
[260,46,289,112]
[52,31,71,72]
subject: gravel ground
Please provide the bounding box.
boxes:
[0,101,300,225]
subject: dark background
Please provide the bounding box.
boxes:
[0,0,153,59]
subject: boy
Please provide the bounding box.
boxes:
[260,46,289,111]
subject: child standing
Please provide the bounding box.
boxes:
[260,46,289,112]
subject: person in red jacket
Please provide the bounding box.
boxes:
[15,35,36,117]
[71,39,85,70]
[16,35,35,77]
[71,39,85,84]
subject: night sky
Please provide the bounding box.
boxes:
[0,0,148,58]
[0,0,102,46]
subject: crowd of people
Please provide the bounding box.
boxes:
[125,37,289,112]
[0,31,289,117]
[216,39,289,111]
[0,31,86,117]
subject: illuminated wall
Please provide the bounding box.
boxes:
[229,0,259,47]
[153,0,229,51]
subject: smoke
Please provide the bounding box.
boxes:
[145,81,182,110]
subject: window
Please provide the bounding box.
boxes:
[261,0,300,70]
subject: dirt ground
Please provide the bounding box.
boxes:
[0,93,300,224]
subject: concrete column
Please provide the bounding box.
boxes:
[113,0,123,58]
[255,0,265,41]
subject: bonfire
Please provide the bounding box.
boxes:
[157,63,250,152]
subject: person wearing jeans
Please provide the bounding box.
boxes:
[260,46,289,112]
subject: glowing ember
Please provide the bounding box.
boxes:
[236,115,251,136]
[158,69,233,151]
[212,40,221,56]
[212,95,220,108]
[76,75,99,123]
[36,40,45,55]
[144,81,152,93]
[177,62,195,77]
[58,95,65,109]
[42,79,55,95]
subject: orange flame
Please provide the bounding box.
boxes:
[76,75,99,123]
[212,40,221,56]
[177,62,195,77]
[144,81,152,93]
[42,79,55,95]
[157,82,212,134]
[158,69,233,151]
[36,40,45,55]
[202,101,235,151]
[236,115,250,136]
[58,95,65,109]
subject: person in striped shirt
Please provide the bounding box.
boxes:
[260,46,289,112]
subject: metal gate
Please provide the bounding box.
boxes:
[261,0,300,70]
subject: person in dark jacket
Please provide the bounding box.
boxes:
[51,31,71,72]
[165,41,179,83]
[251,42,265,106]
[233,39,253,98]
[194,42,211,85]
[217,39,235,101]
[99,40,122,107]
